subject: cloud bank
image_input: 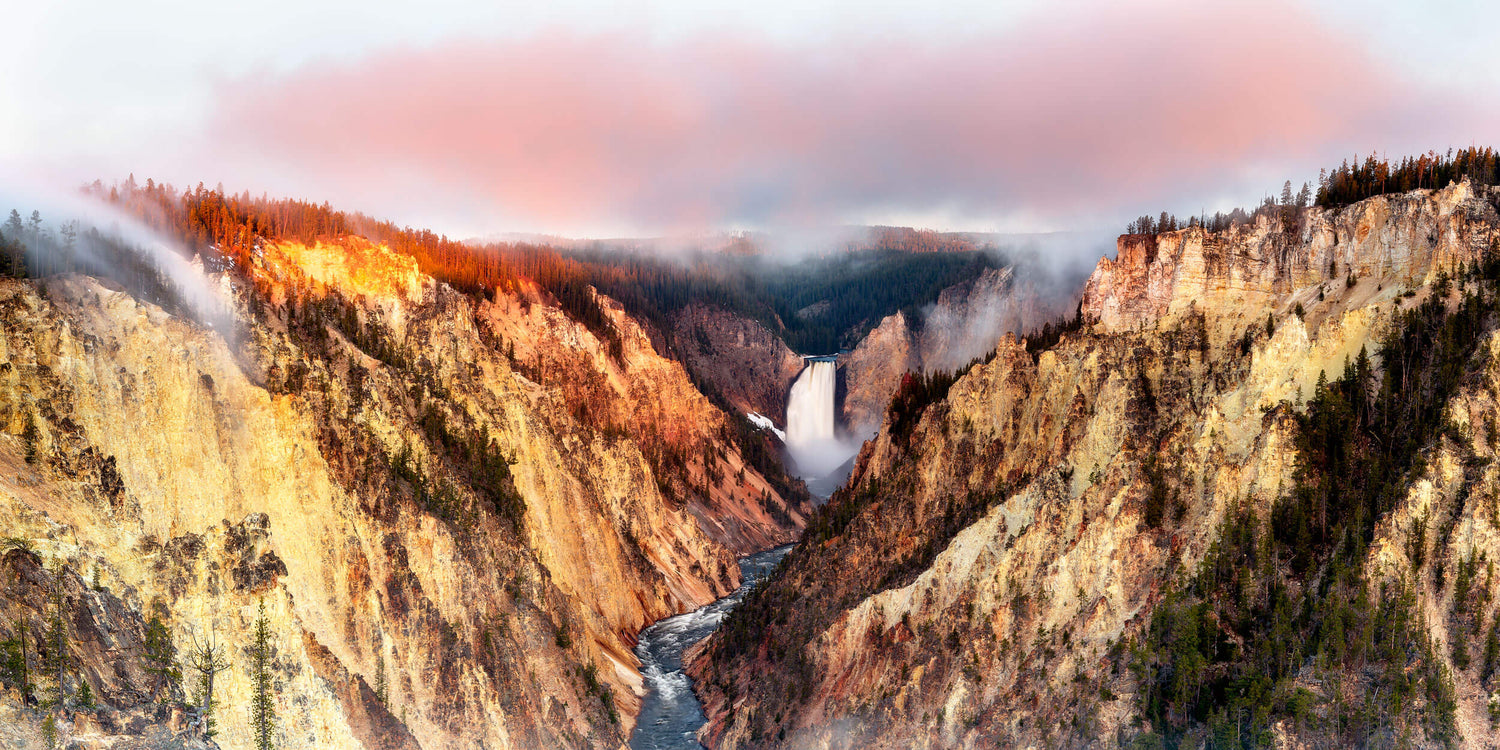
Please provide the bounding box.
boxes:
[204,0,1493,236]
[0,181,234,331]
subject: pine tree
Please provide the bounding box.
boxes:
[250,599,277,750]
[1484,615,1500,684]
[1279,180,1297,235]
[58,221,76,273]
[374,647,388,706]
[0,617,30,699]
[22,411,39,465]
[41,713,58,749]
[143,616,180,701]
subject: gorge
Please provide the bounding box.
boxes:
[0,186,1062,749]
[5,155,1500,750]
[629,545,793,750]
[14,2,1500,745]
[692,176,1500,749]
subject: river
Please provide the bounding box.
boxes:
[628,544,793,749]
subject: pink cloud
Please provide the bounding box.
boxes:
[207,0,1494,234]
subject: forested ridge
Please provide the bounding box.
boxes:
[704,266,1498,749]
[757,249,1001,352]
[0,207,194,316]
[0,179,1012,359]
[552,244,1005,354]
[1131,261,1500,748]
[1318,147,1500,208]
[1127,146,1500,237]
[698,165,1500,748]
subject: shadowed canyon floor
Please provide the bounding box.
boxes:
[630,546,793,750]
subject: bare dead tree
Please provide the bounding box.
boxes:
[184,629,231,738]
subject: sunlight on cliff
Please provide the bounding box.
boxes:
[265,237,425,302]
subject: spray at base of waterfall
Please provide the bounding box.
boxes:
[784,358,863,478]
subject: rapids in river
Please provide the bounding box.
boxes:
[628,544,793,749]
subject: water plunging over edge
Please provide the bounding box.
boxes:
[786,358,837,448]
[785,356,862,479]
[628,545,794,749]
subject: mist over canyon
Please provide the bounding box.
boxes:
[14,1,1500,747]
[4,150,1500,750]
[5,18,1500,741]
[0,177,1096,748]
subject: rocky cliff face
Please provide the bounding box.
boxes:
[0,236,807,748]
[691,182,1500,749]
[839,312,918,436]
[670,303,805,424]
[842,266,1070,435]
[1081,180,1492,331]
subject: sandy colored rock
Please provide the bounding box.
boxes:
[842,266,1073,435]
[670,303,804,423]
[692,182,1500,749]
[0,235,809,748]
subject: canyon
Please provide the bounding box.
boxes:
[14,2,1500,745]
[5,176,1496,750]
[0,235,808,749]
[691,181,1500,749]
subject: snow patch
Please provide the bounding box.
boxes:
[746,412,786,442]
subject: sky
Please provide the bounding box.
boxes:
[4,0,1498,240]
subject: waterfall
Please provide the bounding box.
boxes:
[784,357,857,482]
[786,359,836,447]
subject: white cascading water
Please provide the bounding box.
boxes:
[786,359,836,447]
[785,358,860,481]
